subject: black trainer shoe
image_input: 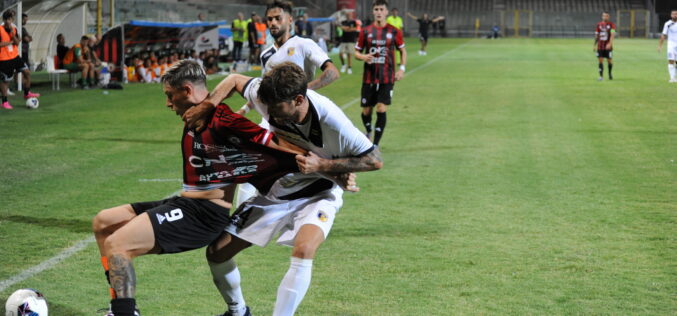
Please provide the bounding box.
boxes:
[217,306,251,316]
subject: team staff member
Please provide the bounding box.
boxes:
[231,12,247,62]
[0,9,39,110]
[62,36,96,88]
[355,0,407,146]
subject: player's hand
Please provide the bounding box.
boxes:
[363,53,376,64]
[183,100,216,132]
[336,173,359,192]
[395,69,404,81]
[235,108,247,115]
[296,151,325,174]
[605,43,611,50]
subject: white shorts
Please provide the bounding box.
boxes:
[668,45,677,61]
[226,186,343,247]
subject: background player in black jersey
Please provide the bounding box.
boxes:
[406,12,444,56]
[91,60,312,316]
[355,0,407,146]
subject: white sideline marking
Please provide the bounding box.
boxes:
[0,189,182,293]
[338,41,471,110]
[0,41,473,293]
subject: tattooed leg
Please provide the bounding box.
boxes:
[103,212,157,316]
[108,254,136,298]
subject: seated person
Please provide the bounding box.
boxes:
[62,35,95,88]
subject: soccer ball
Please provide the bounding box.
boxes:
[25,98,39,109]
[4,289,48,316]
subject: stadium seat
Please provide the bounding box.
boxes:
[47,56,68,90]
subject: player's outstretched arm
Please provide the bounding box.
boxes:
[183,74,253,131]
[295,148,383,174]
[658,35,665,51]
[308,62,340,90]
[406,12,418,20]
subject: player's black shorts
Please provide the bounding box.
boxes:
[131,196,231,254]
[596,50,613,59]
[419,33,429,42]
[361,83,394,107]
[0,56,28,82]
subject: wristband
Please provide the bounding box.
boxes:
[399,65,406,72]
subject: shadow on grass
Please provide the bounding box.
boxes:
[0,214,91,233]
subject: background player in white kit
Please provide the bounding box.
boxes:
[658,10,677,83]
[236,0,339,116]
[187,62,381,316]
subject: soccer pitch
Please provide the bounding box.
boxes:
[0,38,674,315]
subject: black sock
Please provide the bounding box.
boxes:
[361,113,372,134]
[598,63,603,77]
[2,96,6,103]
[608,64,613,78]
[374,112,387,146]
[111,298,136,316]
[23,88,29,97]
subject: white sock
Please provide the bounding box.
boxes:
[209,259,247,316]
[272,257,313,316]
[669,64,676,79]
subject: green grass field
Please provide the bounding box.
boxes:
[0,37,675,315]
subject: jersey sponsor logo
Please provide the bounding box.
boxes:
[287,47,295,56]
[193,141,238,153]
[199,165,258,182]
[189,153,265,168]
[370,39,387,45]
[386,33,393,39]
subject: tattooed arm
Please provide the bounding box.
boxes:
[307,62,339,90]
[295,148,383,174]
[108,254,136,298]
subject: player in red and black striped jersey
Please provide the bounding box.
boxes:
[594,12,616,81]
[355,0,407,146]
[91,60,313,316]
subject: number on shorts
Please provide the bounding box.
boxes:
[165,208,184,222]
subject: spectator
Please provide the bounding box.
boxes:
[231,12,246,62]
[136,58,154,83]
[295,13,313,38]
[20,13,30,68]
[247,13,259,64]
[62,35,95,88]
[87,35,102,84]
[56,34,68,68]
[339,11,359,74]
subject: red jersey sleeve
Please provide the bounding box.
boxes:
[395,28,405,49]
[355,28,366,51]
[210,104,273,146]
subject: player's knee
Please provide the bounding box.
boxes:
[92,209,112,234]
[292,242,318,259]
